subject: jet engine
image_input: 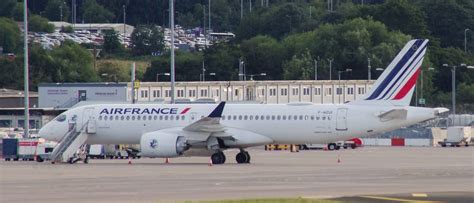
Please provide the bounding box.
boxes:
[140,132,189,158]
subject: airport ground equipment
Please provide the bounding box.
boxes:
[50,122,89,163]
[2,138,54,161]
[87,144,106,159]
[438,126,471,147]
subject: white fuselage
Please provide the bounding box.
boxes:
[40,103,437,146]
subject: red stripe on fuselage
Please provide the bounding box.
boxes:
[180,108,191,114]
[393,68,421,100]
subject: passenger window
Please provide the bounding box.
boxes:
[316,116,320,120]
[233,115,237,120]
[261,115,264,120]
[131,116,135,120]
[293,115,298,120]
[165,115,168,120]
[121,116,124,120]
[255,115,259,120]
[310,116,314,120]
[115,116,119,120]
[238,115,242,120]
[304,115,308,120]
[153,115,157,120]
[328,116,331,120]
[282,115,286,120]
[181,115,185,120]
[98,116,102,120]
[288,115,291,120]
[249,115,253,120]
[109,116,113,120]
[160,115,163,120]
[299,115,303,120]
[277,115,281,120]
[137,116,141,120]
[176,115,180,120]
[170,116,174,120]
[244,115,248,120]
[222,116,226,120]
[271,115,275,120]
[266,115,270,120]
[143,116,147,120]
[126,116,130,120]
[322,117,326,120]
[104,116,108,120]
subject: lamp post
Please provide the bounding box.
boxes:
[156,73,170,82]
[465,28,471,53]
[418,67,435,106]
[337,69,352,103]
[169,0,175,103]
[442,63,474,116]
[367,57,371,80]
[23,0,30,137]
[123,5,126,36]
[314,59,318,80]
[327,58,333,80]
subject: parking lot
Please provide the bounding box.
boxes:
[1,147,473,202]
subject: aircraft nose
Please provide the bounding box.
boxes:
[38,125,53,140]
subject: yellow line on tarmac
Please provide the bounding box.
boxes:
[360,195,438,202]
[412,193,428,197]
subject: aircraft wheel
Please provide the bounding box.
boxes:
[84,157,89,164]
[236,151,250,164]
[328,143,337,151]
[211,152,226,165]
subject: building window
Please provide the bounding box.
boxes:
[347,87,354,95]
[281,88,288,96]
[200,89,208,97]
[292,88,299,95]
[261,89,265,96]
[189,90,196,97]
[325,88,332,96]
[314,88,321,95]
[336,88,342,95]
[215,89,219,97]
[269,88,276,96]
[235,89,239,96]
[165,90,171,97]
[358,87,365,95]
[177,90,184,97]
[303,88,310,95]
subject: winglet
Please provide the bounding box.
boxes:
[208,102,226,118]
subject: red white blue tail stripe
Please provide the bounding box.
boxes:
[365,39,428,101]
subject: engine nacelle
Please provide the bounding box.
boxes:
[140,132,189,158]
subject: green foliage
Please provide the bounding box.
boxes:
[61,26,74,33]
[203,43,241,81]
[457,83,474,112]
[102,30,123,54]
[144,52,203,82]
[29,15,54,33]
[283,50,314,80]
[97,61,129,82]
[0,17,21,53]
[82,0,115,23]
[130,25,164,56]
[0,57,23,90]
[44,0,69,21]
[0,0,17,18]
[240,35,284,80]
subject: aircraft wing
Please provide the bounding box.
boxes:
[378,109,407,120]
[183,102,226,132]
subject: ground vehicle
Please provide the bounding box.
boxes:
[439,126,471,147]
[3,138,54,161]
[299,143,340,150]
[87,144,106,159]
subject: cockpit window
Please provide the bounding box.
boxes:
[56,114,67,122]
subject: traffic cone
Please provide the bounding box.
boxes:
[165,158,170,164]
[337,154,341,163]
[208,158,213,166]
[128,157,132,165]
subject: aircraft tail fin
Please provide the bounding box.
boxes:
[352,39,429,106]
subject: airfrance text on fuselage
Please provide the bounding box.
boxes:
[99,107,190,115]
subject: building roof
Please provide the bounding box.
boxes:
[38,82,127,88]
[0,88,38,98]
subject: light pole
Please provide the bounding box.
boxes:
[337,69,352,103]
[465,28,471,53]
[314,59,318,80]
[123,5,126,36]
[327,58,333,80]
[156,73,170,82]
[208,0,211,33]
[418,67,434,106]
[169,0,176,103]
[60,3,63,21]
[367,57,371,80]
[23,0,30,137]
[443,63,474,116]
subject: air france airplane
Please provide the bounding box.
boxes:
[39,39,448,164]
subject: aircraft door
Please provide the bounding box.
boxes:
[336,108,348,131]
[82,107,97,134]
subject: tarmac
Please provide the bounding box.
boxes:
[1,147,473,203]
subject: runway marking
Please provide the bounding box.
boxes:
[412,193,428,197]
[360,195,438,202]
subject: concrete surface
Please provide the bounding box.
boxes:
[1,147,473,203]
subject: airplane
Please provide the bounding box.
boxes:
[39,39,448,164]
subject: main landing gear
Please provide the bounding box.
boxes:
[210,150,251,165]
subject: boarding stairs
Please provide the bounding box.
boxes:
[50,121,91,163]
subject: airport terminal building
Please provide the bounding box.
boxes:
[37,80,375,108]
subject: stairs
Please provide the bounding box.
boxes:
[50,122,89,163]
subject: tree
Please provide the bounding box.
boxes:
[130,25,164,56]
[82,0,114,23]
[44,0,69,21]
[283,50,313,80]
[143,52,203,82]
[0,0,16,18]
[240,35,285,79]
[29,15,55,33]
[102,30,123,54]
[0,17,21,53]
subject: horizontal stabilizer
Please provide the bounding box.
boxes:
[378,109,407,120]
